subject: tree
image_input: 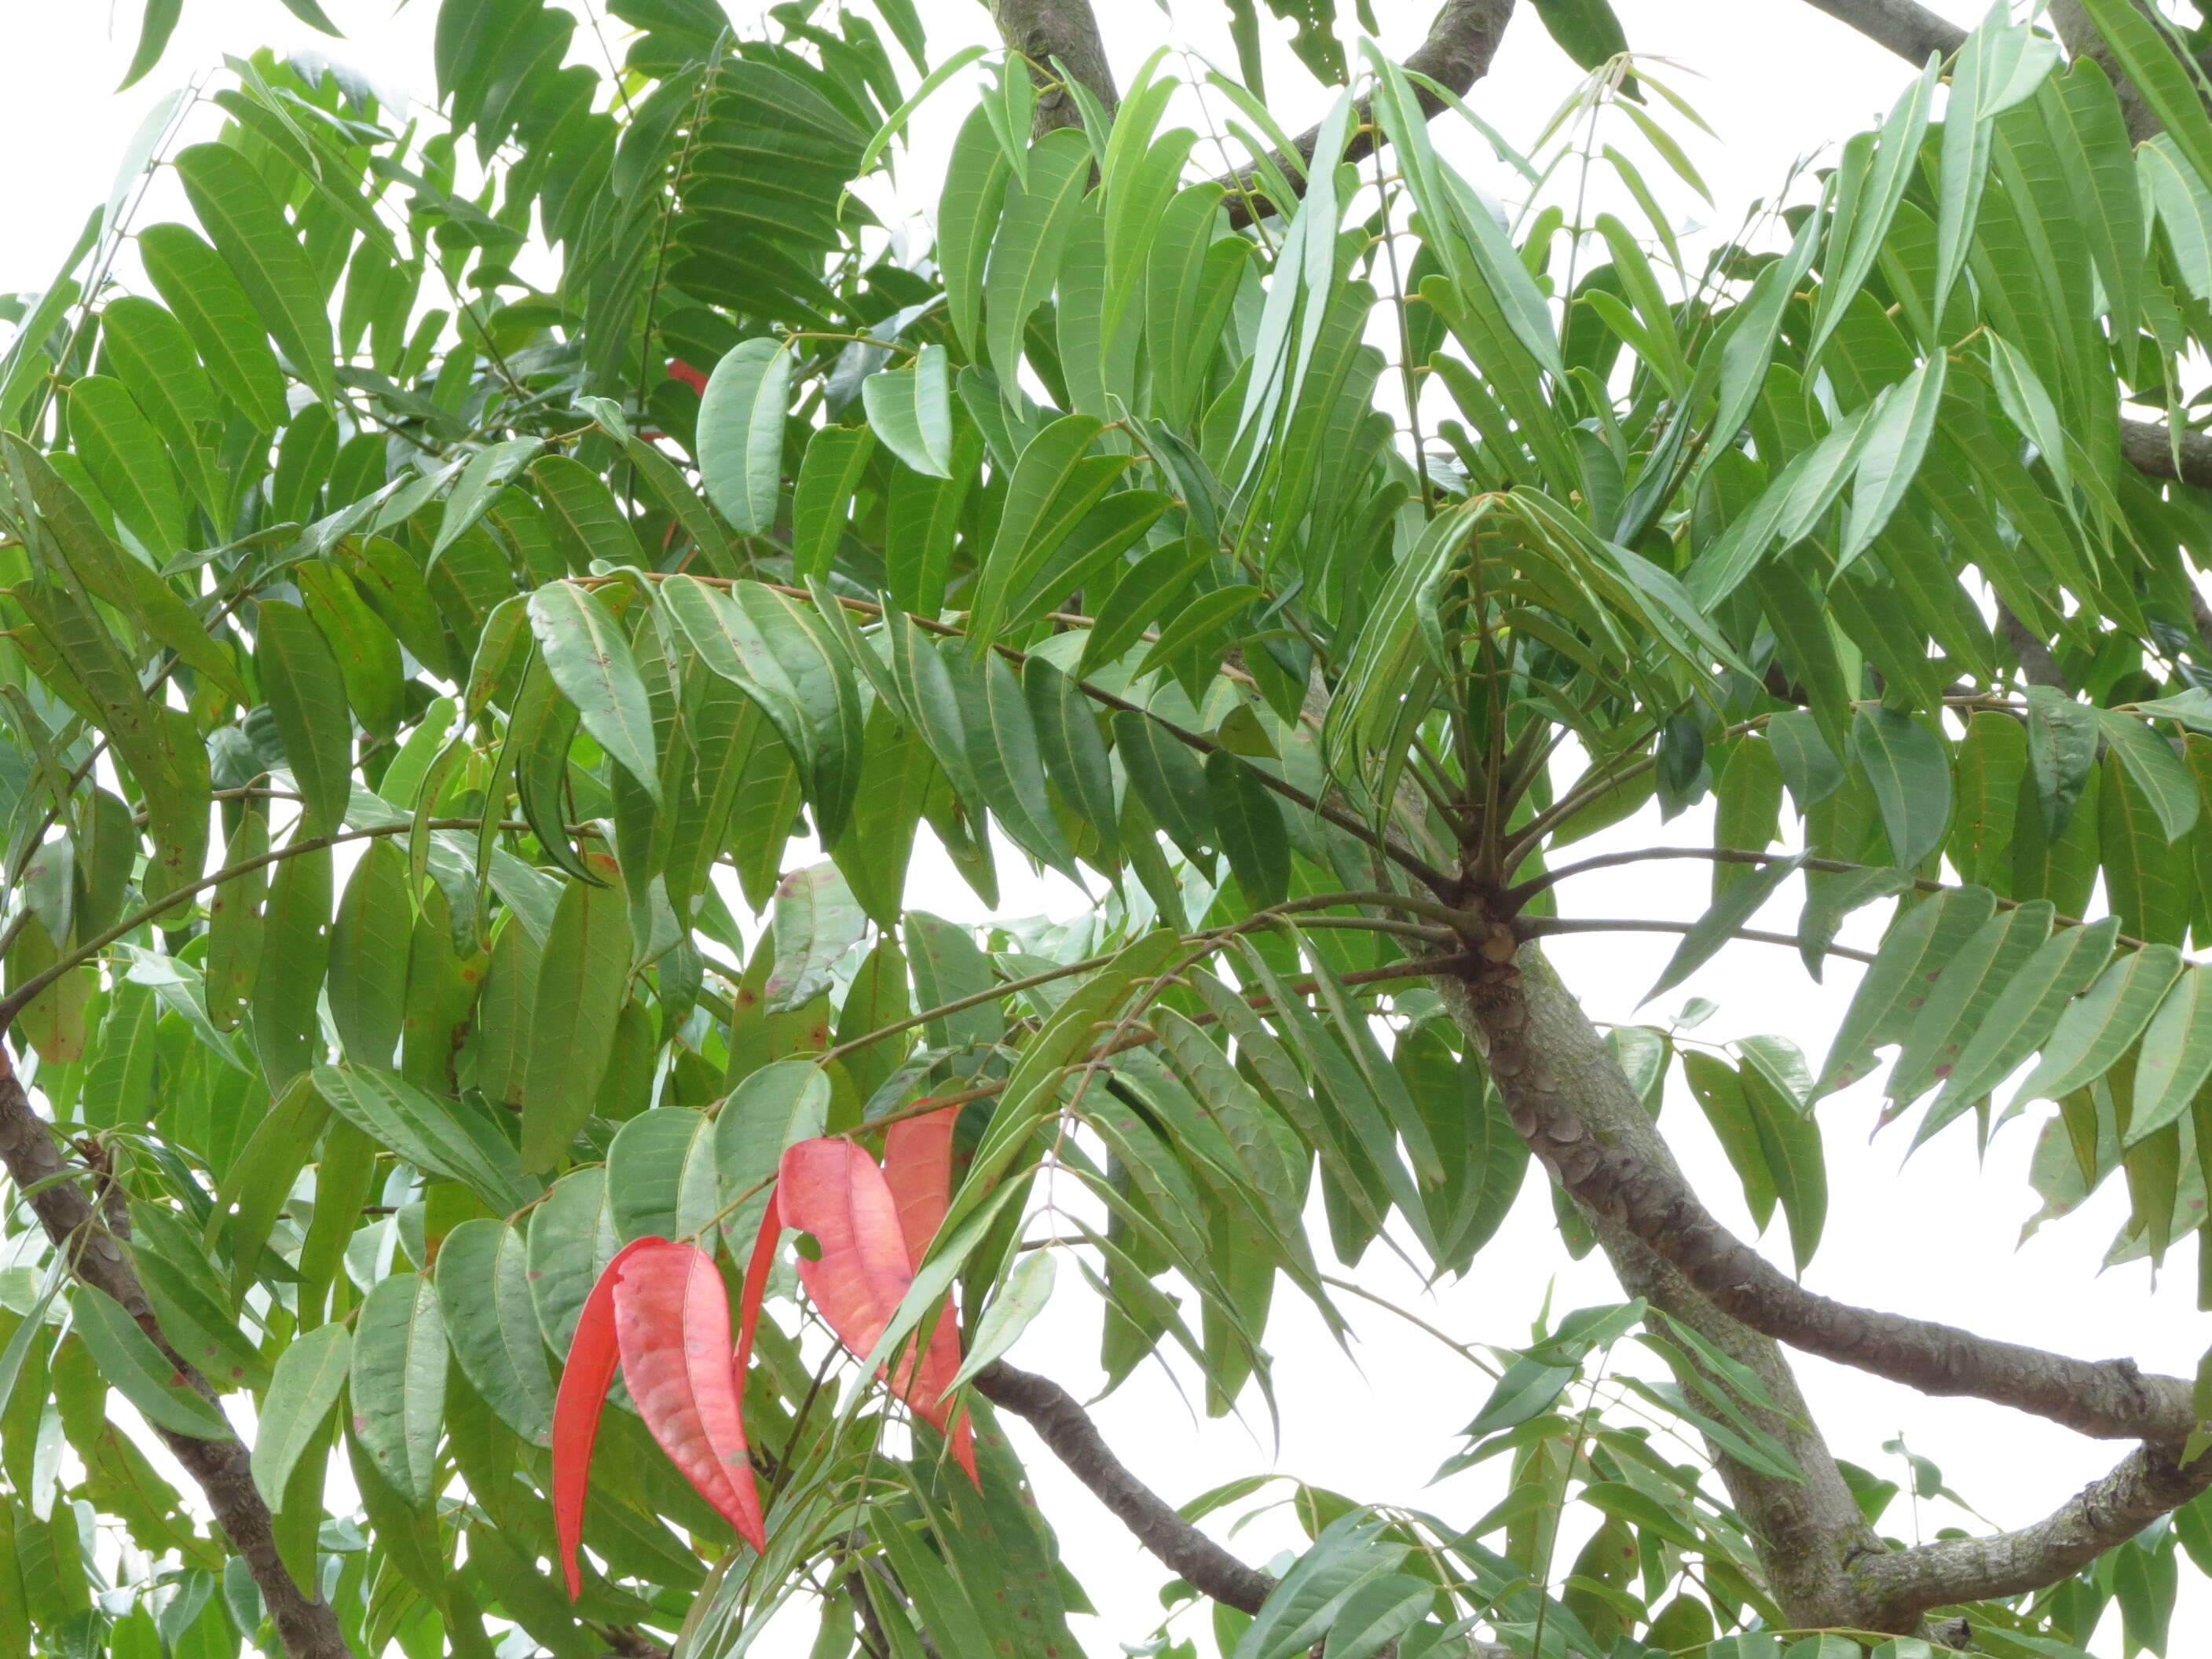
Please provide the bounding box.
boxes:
[5,0,2212,1650]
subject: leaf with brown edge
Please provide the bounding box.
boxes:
[611,1237,767,1553]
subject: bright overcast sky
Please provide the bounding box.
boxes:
[8,2,2197,1654]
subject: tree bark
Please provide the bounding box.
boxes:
[0,1048,355,1659]
[1217,0,1518,226]
[991,0,1119,137]
[1855,1442,2212,1623]
[1433,948,1892,1631]
[1795,0,1967,64]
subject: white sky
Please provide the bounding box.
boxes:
[7,1,2203,1654]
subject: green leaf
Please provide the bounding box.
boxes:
[136,224,290,430]
[861,342,955,477]
[1837,356,1945,570]
[697,339,790,534]
[251,1324,350,1508]
[2015,944,2185,1106]
[1737,1056,1827,1273]
[525,1166,621,1356]
[70,1284,232,1440]
[349,1273,447,1509]
[766,862,867,1014]
[328,839,411,1065]
[1683,1052,1776,1231]
[2096,709,2199,843]
[1925,918,2119,1128]
[65,376,186,555]
[434,1219,555,1448]
[789,424,877,581]
[1324,1573,1434,1659]
[1206,752,1291,908]
[255,599,353,832]
[2026,684,2099,840]
[2075,0,2212,196]
[2132,966,2212,1144]
[521,878,633,1171]
[1887,902,2053,1111]
[945,1251,1057,1391]
[315,1061,539,1213]
[1851,708,1950,869]
[1817,885,1998,1096]
[1644,852,1807,1005]
[985,128,1095,388]
[171,143,336,401]
[526,584,661,802]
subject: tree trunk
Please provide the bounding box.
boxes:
[1434,947,1899,1631]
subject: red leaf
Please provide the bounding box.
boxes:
[736,1192,780,1384]
[781,1137,979,1485]
[612,1237,767,1553]
[666,358,709,394]
[881,1105,958,1265]
[881,1107,978,1481]
[778,1140,911,1361]
[552,1236,656,1599]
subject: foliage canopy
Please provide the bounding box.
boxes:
[11,0,2212,1654]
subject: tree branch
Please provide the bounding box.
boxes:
[972,1361,1279,1613]
[990,0,1118,136]
[1856,1442,2212,1623]
[2121,416,2212,493]
[1448,943,2199,1448]
[0,1049,354,1659]
[1433,947,1888,1629]
[1215,0,1518,227]
[1518,915,1876,965]
[1793,0,1967,64]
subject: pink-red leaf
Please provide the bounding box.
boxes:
[785,1135,978,1485]
[737,1192,780,1384]
[881,1104,958,1266]
[612,1237,766,1553]
[780,1139,914,1358]
[552,1236,656,1599]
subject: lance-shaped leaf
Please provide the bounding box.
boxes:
[1921,918,2119,1135]
[522,877,633,1171]
[766,862,867,1014]
[251,1324,350,1508]
[780,1137,976,1480]
[2026,685,2098,840]
[255,599,353,831]
[551,1236,657,1598]
[611,1238,767,1551]
[1644,852,1808,1005]
[2014,945,2185,1107]
[436,1218,556,1448]
[170,142,336,400]
[1851,708,1950,869]
[697,338,790,533]
[71,1284,233,1440]
[2132,966,2212,1145]
[527,583,661,801]
[349,1272,447,1509]
[861,342,955,476]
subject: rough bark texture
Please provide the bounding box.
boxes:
[991,0,1119,136]
[1452,947,2199,1445]
[1857,1442,2212,1620]
[1436,942,2212,1630]
[1434,949,1892,1630]
[974,1360,1279,1612]
[1218,0,1518,226]
[2122,416,2212,492]
[1796,0,1968,63]
[2049,0,2164,143]
[0,1048,355,1659]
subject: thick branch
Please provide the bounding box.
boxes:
[2121,416,2212,492]
[0,1049,353,1659]
[1795,0,1967,63]
[1856,1443,2212,1621]
[1433,947,1885,1628]
[1450,944,2199,1447]
[972,1361,1278,1613]
[1216,0,1518,227]
[990,0,1118,136]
